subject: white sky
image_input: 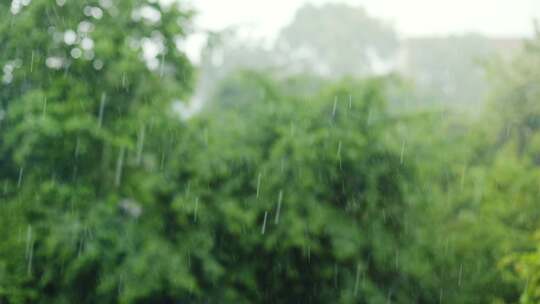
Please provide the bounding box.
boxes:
[188,0,539,36]
[184,0,540,61]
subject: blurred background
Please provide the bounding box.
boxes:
[182,0,540,115]
[2,0,540,303]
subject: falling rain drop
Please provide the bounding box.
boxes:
[458,264,463,287]
[193,197,199,223]
[25,225,32,259]
[17,167,24,187]
[460,166,466,190]
[30,50,35,72]
[337,140,342,169]
[261,211,268,234]
[256,173,262,199]
[77,237,84,257]
[400,141,405,165]
[98,92,106,127]
[274,190,283,224]
[25,225,33,276]
[160,151,165,170]
[121,72,127,89]
[354,264,361,296]
[332,96,338,118]
[136,125,145,165]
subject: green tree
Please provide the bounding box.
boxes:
[192,71,451,303]
[483,30,540,304]
[277,3,398,77]
[0,0,194,302]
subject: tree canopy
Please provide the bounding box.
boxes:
[1,1,540,303]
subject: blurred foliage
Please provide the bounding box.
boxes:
[1,0,540,303]
[400,34,495,109]
[277,3,398,76]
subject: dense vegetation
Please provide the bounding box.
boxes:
[1,0,540,303]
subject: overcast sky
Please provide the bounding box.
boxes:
[183,0,540,62]
[188,0,539,37]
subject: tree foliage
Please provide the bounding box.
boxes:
[2,1,540,303]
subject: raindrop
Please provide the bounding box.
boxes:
[274,190,283,224]
[256,173,262,199]
[332,96,337,118]
[98,92,106,127]
[400,141,405,165]
[30,51,35,72]
[160,150,165,170]
[193,197,199,223]
[25,225,33,276]
[458,264,463,287]
[77,237,84,257]
[354,264,361,296]
[261,211,268,234]
[136,125,145,165]
[337,140,342,169]
[17,167,24,187]
[460,166,466,190]
[185,181,191,197]
[121,73,127,88]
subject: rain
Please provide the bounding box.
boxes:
[0,0,539,303]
